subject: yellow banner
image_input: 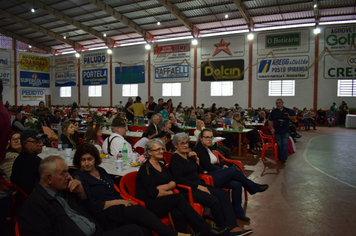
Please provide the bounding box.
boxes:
[19,54,50,72]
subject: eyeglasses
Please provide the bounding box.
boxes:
[178,141,189,145]
[151,148,165,152]
[26,139,43,144]
[202,136,213,140]
[11,138,20,141]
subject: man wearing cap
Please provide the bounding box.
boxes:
[102,117,132,157]
[11,129,45,195]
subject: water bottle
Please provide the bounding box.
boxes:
[122,143,128,162]
[116,150,123,160]
[57,139,63,151]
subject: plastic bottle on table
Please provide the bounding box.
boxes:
[57,139,63,151]
[122,143,128,162]
[116,150,123,160]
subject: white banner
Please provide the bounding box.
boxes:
[257,29,310,55]
[201,35,245,58]
[0,69,11,86]
[82,51,108,66]
[0,50,11,68]
[20,89,46,101]
[54,55,77,71]
[154,63,190,83]
[324,25,356,51]
[324,54,356,79]
[257,55,309,80]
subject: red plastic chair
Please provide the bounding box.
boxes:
[188,128,196,135]
[163,151,173,164]
[15,221,21,236]
[134,146,145,155]
[212,150,248,202]
[119,171,174,228]
[258,130,278,162]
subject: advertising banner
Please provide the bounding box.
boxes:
[154,63,190,82]
[201,35,245,58]
[55,71,76,86]
[82,51,108,66]
[324,25,356,51]
[20,71,50,87]
[324,54,356,79]
[153,43,190,62]
[0,69,11,86]
[257,56,309,80]
[0,50,11,68]
[19,54,50,72]
[82,68,108,85]
[257,29,310,55]
[20,89,46,101]
[201,60,244,81]
[54,55,77,71]
[115,65,145,84]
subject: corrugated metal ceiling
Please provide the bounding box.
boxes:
[0,0,354,54]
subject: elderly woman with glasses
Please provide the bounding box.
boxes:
[169,133,252,236]
[193,128,269,222]
[136,139,228,236]
[73,142,197,236]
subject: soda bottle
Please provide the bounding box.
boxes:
[122,143,128,162]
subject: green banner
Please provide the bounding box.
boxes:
[266,33,301,48]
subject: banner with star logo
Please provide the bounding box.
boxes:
[201,35,245,58]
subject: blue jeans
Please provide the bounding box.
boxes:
[208,167,259,218]
[274,132,290,161]
[134,117,145,125]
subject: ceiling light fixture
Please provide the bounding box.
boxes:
[313,27,321,34]
[157,21,161,25]
[103,33,107,37]
[28,45,32,48]
[107,49,112,54]
[31,8,35,13]
[314,4,317,8]
[63,35,66,39]
[145,44,151,50]
[75,53,80,58]
[191,39,198,45]
[247,33,254,40]
[225,14,228,19]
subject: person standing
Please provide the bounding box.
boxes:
[154,98,163,114]
[330,102,338,125]
[147,96,157,120]
[339,101,348,126]
[268,99,296,164]
[127,96,148,125]
[125,97,134,123]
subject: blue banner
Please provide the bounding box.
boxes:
[55,71,76,87]
[115,65,145,84]
[82,69,108,85]
[20,71,50,87]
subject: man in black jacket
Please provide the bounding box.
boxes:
[18,155,143,236]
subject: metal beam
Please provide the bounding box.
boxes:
[87,0,156,43]
[0,28,57,54]
[23,0,118,48]
[233,0,254,31]
[157,0,200,38]
[0,9,88,52]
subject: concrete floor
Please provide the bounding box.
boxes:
[236,126,356,236]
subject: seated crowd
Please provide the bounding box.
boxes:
[0,93,348,235]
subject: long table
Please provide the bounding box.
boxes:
[39,147,140,176]
[216,127,253,158]
[345,114,356,128]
